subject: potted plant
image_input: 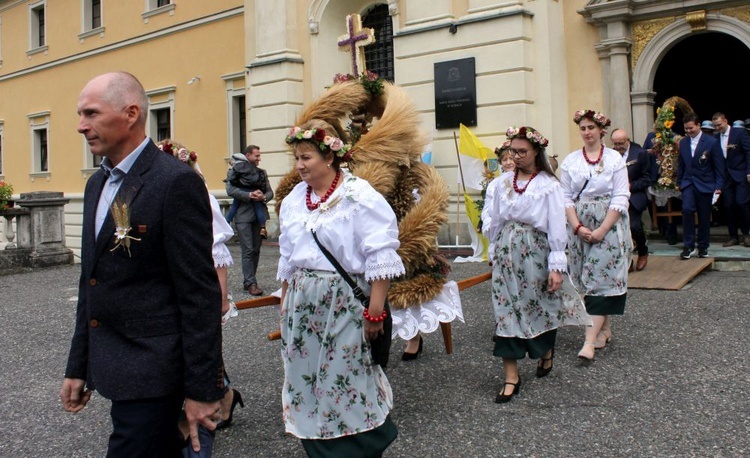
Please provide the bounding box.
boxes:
[0,181,14,210]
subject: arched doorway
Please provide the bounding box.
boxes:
[653,32,750,132]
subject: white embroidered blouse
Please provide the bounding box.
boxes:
[209,194,234,268]
[560,147,630,214]
[276,171,405,283]
[487,171,568,272]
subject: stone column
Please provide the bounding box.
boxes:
[599,26,634,134]
[15,191,74,268]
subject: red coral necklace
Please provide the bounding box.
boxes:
[513,169,538,194]
[306,171,341,211]
[582,144,604,165]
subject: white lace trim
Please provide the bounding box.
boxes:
[548,250,567,272]
[276,265,296,282]
[496,173,560,204]
[390,281,465,341]
[365,259,406,282]
[281,174,380,233]
[609,203,629,215]
[560,149,626,181]
[213,246,234,268]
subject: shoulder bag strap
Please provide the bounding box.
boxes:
[311,230,370,308]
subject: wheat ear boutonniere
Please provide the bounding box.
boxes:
[110,198,141,257]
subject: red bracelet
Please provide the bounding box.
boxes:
[363,308,388,323]
[573,222,584,235]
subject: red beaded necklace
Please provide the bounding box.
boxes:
[582,144,604,166]
[513,169,538,195]
[306,171,341,211]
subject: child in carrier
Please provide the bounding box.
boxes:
[224,152,269,239]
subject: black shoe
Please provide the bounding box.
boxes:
[401,336,423,361]
[216,389,244,430]
[680,247,697,260]
[494,378,521,403]
[536,349,554,378]
[667,236,678,245]
[698,248,708,258]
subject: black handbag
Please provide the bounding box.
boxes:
[311,230,392,368]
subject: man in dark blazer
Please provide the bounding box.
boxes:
[612,129,652,271]
[226,145,273,296]
[712,112,750,247]
[677,113,726,259]
[61,72,224,456]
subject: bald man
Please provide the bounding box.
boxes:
[61,72,224,455]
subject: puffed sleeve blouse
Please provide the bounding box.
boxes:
[209,193,234,268]
[276,171,406,283]
[560,147,630,214]
[480,177,502,240]
[487,171,568,272]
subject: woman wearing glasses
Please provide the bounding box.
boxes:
[560,110,632,361]
[486,126,588,403]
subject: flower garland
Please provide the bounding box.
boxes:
[158,140,198,166]
[505,126,549,149]
[573,109,612,129]
[651,105,681,191]
[332,70,385,96]
[286,127,352,161]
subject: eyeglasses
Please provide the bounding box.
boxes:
[508,148,529,158]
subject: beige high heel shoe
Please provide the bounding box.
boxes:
[577,342,596,360]
[594,328,612,349]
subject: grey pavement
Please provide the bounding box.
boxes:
[1,241,749,457]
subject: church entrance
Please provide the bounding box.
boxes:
[653,31,750,133]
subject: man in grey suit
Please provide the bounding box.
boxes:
[61,72,224,456]
[226,145,273,296]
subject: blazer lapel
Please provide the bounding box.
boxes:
[82,172,107,277]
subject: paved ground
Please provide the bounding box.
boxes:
[1,242,749,457]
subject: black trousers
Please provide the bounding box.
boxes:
[107,389,184,458]
[723,179,750,239]
[629,206,648,256]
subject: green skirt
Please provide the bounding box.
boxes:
[301,415,398,458]
[493,329,557,360]
[585,293,627,316]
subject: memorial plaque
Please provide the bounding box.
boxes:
[434,58,477,129]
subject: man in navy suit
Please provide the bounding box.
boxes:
[612,129,652,270]
[61,72,224,456]
[712,112,750,247]
[677,113,726,259]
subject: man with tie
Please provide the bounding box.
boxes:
[60,72,224,455]
[677,113,726,259]
[712,112,750,247]
[612,129,652,271]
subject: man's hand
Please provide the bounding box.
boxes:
[184,398,221,452]
[249,190,265,201]
[60,378,91,413]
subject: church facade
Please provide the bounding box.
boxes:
[1,0,749,252]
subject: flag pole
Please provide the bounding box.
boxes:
[453,131,466,246]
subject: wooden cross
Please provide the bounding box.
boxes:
[337,14,375,76]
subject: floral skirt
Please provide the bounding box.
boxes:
[568,196,633,315]
[491,221,589,340]
[280,269,393,440]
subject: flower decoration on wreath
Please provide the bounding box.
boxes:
[332,70,385,97]
[506,126,550,149]
[494,140,511,157]
[651,104,682,191]
[573,109,612,129]
[158,140,198,166]
[285,127,353,162]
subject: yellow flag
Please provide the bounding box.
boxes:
[464,193,490,261]
[458,124,494,190]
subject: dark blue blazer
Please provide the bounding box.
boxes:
[677,133,726,194]
[717,127,750,184]
[65,140,225,402]
[642,132,660,186]
[623,143,652,212]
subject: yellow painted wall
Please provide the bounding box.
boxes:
[0,1,244,196]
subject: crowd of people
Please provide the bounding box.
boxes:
[60,70,750,457]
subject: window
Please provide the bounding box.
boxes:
[28,111,51,178]
[154,108,171,141]
[223,74,247,158]
[362,4,394,82]
[30,2,47,49]
[91,0,101,28]
[157,0,170,7]
[80,0,105,41]
[143,0,175,22]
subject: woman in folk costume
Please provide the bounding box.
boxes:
[560,110,633,361]
[157,140,244,456]
[275,72,460,364]
[277,117,402,456]
[486,127,589,403]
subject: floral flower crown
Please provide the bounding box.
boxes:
[285,127,353,161]
[332,70,385,96]
[494,140,511,157]
[573,109,611,129]
[158,141,198,166]
[505,126,550,149]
